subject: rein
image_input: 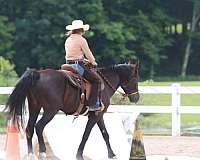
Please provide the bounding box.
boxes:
[97,70,138,98]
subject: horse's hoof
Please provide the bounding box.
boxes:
[109,155,117,159]
[76,156,84,160]
[108,153,117,159]
[76,154,84,160]
[27,153,38,160]
[38,152,46,160]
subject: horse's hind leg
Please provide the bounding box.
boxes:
[97,117,116,159]
[26,106,41,154]
[35,109,58,159]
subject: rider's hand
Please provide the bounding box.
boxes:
[92,62,98,66]
[83,58,90,63]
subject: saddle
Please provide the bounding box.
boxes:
[60,64,92,98]
[60,64,92,116]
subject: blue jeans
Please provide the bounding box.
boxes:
[70,63,84,76]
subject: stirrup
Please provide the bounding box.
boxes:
[88,107,101,111]
[88,105,104,112]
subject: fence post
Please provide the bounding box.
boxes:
[171,83,181,136]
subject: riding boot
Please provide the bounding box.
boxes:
[88,97,102,111]
[81,65,103,111]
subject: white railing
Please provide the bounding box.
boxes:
[1,83,200,136]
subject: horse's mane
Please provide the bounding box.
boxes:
[98,64,132,75]
[98,64,129,71]
[97,65,115,73]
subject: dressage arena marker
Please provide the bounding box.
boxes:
[5,124,20,160]
[129,119,146,160]
[4,119,27,160]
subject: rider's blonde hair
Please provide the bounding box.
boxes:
[66,28,84,36]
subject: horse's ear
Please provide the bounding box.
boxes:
[126,59,135,64]
[126,59,139,65]
[130,58,138,64]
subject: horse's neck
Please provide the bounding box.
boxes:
[101,71,120,97]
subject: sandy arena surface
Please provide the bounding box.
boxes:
[143,136,200,158]
[1,134,200,159]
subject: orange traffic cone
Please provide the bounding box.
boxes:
[129,119,146,160]
[5,120,20,160]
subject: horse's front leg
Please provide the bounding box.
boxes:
[76,112,98,160]
[97,117,116,159]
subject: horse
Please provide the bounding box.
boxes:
[5,62,140,160]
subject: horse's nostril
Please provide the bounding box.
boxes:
[136,94,140,101]
[132,94,139,103]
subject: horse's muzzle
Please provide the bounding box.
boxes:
[129,93,140,103]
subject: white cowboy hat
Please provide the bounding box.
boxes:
[65,20,90,31]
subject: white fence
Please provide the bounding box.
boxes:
[1,83,200,136]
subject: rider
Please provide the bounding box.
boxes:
[65,19,102,111]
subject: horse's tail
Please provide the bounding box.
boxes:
[5,69,40,128]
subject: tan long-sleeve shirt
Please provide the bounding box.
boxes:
[65,34,96,64]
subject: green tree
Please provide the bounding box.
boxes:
[118,0,173,78]
[181,0,200,77]
[164,0,200,77]
[0,56,18,86]
[75,0,136,65]
[132,10,172,78]
[1,0,199,78]
[0,16,15,59]
[1,0,75,74]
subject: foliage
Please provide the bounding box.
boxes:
[0,57,18,106]
[0,16,15,59]
[0,113,6,133]
[0,56,18,86]
[131,10,172,77]
[0,0,199,78]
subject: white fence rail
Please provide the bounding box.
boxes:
[1,83,200,136]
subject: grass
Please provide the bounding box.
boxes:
[0,95,9,105]
[138,113,200,136]
[0,76,18,87]
[0,113,6,133]
[138,114,172,135]
[111,94,200,106]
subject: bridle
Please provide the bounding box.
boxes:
[121,75,139,96]
[97,70,139,98]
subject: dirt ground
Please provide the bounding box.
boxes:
[1,134,200,159]
[143,136,200,158]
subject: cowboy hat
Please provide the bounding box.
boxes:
[66,20,90,31]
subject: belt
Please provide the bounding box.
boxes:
[66,60,83,64]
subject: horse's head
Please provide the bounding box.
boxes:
[117,62,140,103]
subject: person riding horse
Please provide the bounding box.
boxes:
[5,62,140,160]
[64,20,102,111]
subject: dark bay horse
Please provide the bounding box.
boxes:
[5,62,139,160]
